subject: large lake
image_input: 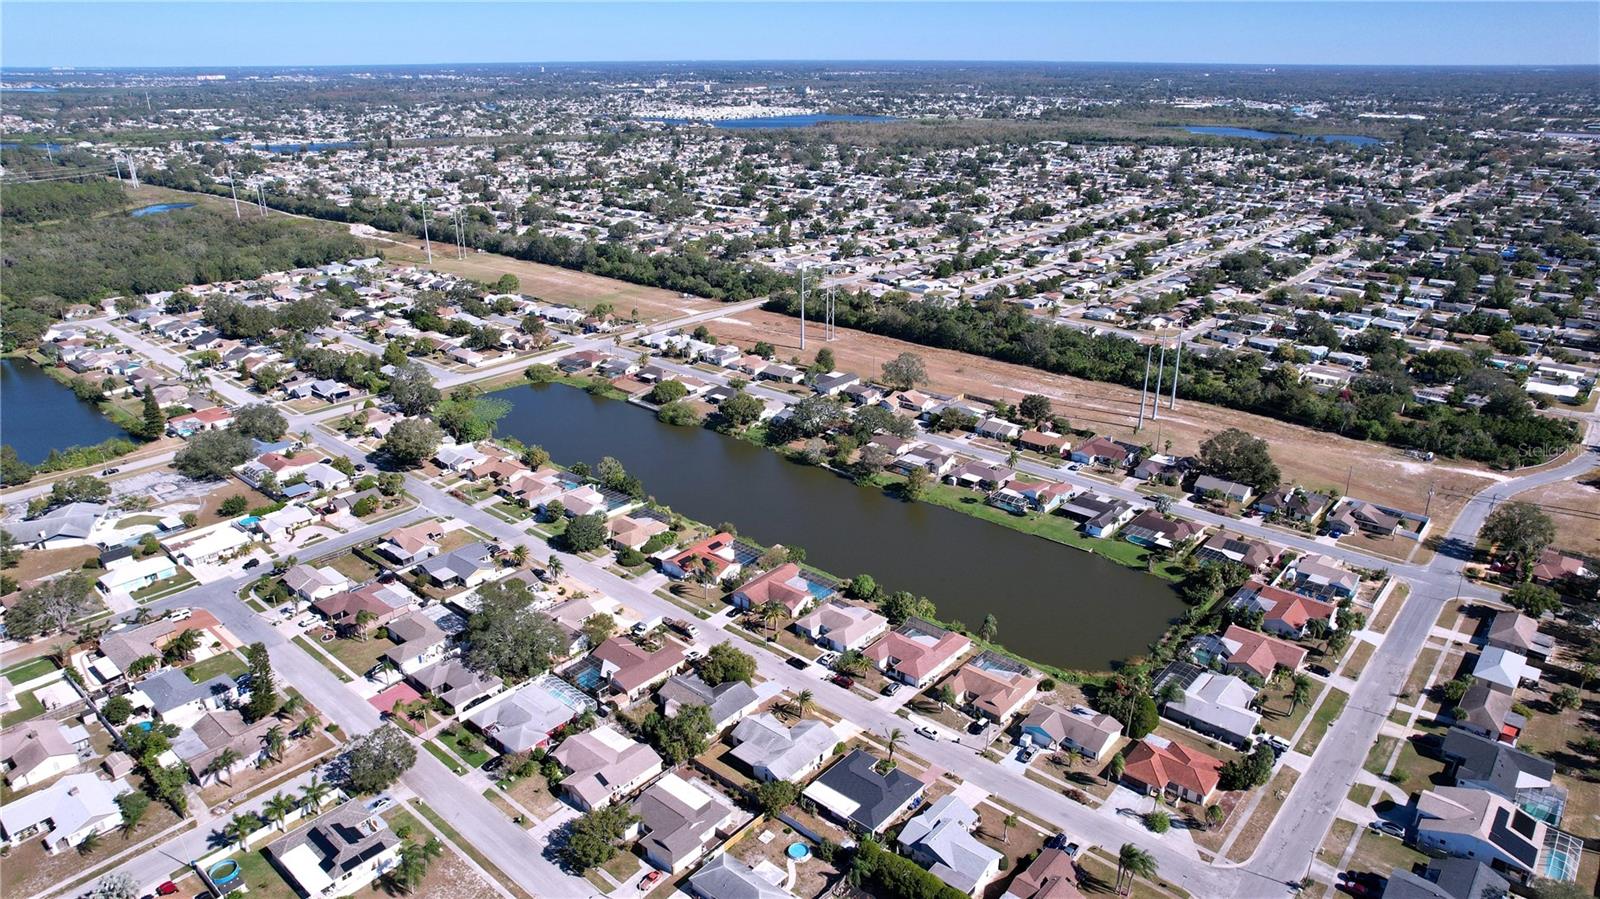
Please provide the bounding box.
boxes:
[495,384,1184,671]
[1182,125,1382,146]
[0,358,132,464]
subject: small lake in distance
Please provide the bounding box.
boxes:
[494,383,1184,672]
[1182,125,1382,146]
[130,203,196,217]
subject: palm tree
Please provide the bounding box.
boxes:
[163,628,202,664]
[1002,812,1018,841]
[205,748,244,786]
[511,544,530,567]
[78,831,100,855]
[352,609,377,641]
[791,690,815,721]
[884,727,905,762]
[295,713,322,740]
[546,554,564,581]
[223,813,262,850]
[276,694,305,720]
[760,600,786,638]
[1115,843,1157,896]
[299,773,333,812]
[1107,753,1126,785]
[264,792,296,831]
[263,725,287,763]
[1289,674,1313,715]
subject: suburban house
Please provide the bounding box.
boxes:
[1004,847,1087,899]
[592,636,687,702]
[1412,787,1548,881]
[1069,436,1139,468]
[865,618,972,689]
[1018,704,1121,762]
[1194,532,1280,572]
[173,708,276,785]
[374,522,445,566]
[731,563,825,617]
[467,674,597,754]
[657,674,760,732]
[1120,736,1223,804]
[1383,859,1509,899]
[382,612,450,675]
[264,798,402,899]
[1018,430,1072,457]
[945,460,1015,492]
[1531,549,1591,587]
[662,532,743,582]
[1438,730,1562,812]
[1059,493,1136,538]
[1191,474,1254,505]
[1202,624,1308,680]
[632,772,738,873]
[132,669,238,729]
[408,659,502,713]
[728,714,838,783]
[1472,647,1541,693]
[792,601,889,653]
[688,853,797,899]
[944,652,1040,723]
[94,610,235,678]
[1288,554,1361,601]
[1326,499,1403,538]
[1121,510,1204,549]
[0,773,130,855]
[1484,611,1555,664]
[550,725,665,811]
[1229,581,1337,639]
[608,514,670,552]
[418,542,498,588]
[1161,670,1261,747]
[1455,682,1526,746]
[1253,487,1331,523]
[801,749,925,834]
[283,564,353,603]
[896,795,1003,896]
[1,720,89,789]
[313,581,417,636]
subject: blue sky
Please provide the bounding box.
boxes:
[3,2,1597,69]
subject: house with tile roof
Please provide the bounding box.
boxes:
[943,652,1039,723]
[731,563,824,617]
[1228,581,1336,639]
[1004,847,1087,899]
[551,725,665,811]
[897,794,1003,896]
[1018,704,1121,762]
[792,601,889,653]
[865,618,972,689]
[1120,736,1223,803]
[592,635,688,702]
[663,532,743,582]
[1205,624,1308,680]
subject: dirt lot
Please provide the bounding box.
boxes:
[1509,467,1600,558]
[702,310,1502,533]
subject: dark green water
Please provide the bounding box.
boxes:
[0,358,132,464]
[495,383,1184,671]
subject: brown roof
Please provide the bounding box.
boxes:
[1220,624,1307,679]
[1122,738,1222,797]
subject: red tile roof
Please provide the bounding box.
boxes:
[1122,738,1223,798]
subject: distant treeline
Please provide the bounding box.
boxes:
[143,166,793,302]
[763,292,1577,469]
[1,180,363,349]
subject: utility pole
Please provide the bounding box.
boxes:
[227,168,241,220]
[421,198,434,264]
[127,157,138,188]
[1137,344,1152,432]
[1345,464,1353,498]
[1170,340,1182,410]
[256,183,267,216]
[799,266,807,351]
[1152,343,1166,421]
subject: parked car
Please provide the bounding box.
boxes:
[165,608,193,622]
[817,651,840,669]
[100,467,121,476]
[637,871,662,891]
[1018,745,1036,763]
[914,725,939,740]
[831,674,855,689]
[786,657,810,670]
[685,649,703,662]
[243,558,262,570]
[881,682,902,697]
[1309,664,1333,678]
[1368,820,1405,838]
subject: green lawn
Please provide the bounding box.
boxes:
[0,689,45,727]
[184,651,248,684]
[2,658,58,685]
[1295,688,1349,754]
[424,740,470,775]
[292,635,352,683]
[222,848,299,899]
[132,568,198,602]
[437,726,494,769]
[321,634,396,679]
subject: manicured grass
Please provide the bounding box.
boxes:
[1342,641,1376,680]
[1364,736,1399,777]
[2,657,58,685]
[424,740,470,775]
[321,634,396,680]
[1370,582,1409,634]
[409,800,535,899]
[0,689,46,727]
[183,651,248,684]
[1349,830,1428,877]
[1296,688,1349,754]
[1347,784,1375,808]
[292,635,352,683]
[1389,738,1449,797]
[132,568,198,602]
[323,551,378,584]
[437,726,494,769]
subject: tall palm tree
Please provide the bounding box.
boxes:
[1115,843,1157,896]
[295,713,322,740]
[299,773,333,812]
[511,544,530,567]
[884,727,905,762]
[264,792,296,831]
[791,690,815,721]
[276,694,305,720]
[1002,812,1018,841]
[223,813,262,850]
[205,748,243,786]
[546,554,564,581]
[263,725,286,763]
[1289,674,1313,715]
[760,601,786,638]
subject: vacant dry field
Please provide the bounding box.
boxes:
[703,309,1502,530]
[1510,467,1600,558]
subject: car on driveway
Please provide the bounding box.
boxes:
[914,725,939,740]
[881,682,902,697]
[1017,745,1036,763]
[637,871,662,891]
[817,651,840,669]
[1309,664,1333,677]
[1368,820,1405,838]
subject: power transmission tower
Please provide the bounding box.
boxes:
[421,198,434,264]
[1170,340,1183,409]
[799,266,808,351]
[227,168,241,219]
[1137,344,1152,432]
[1152,342,1166,421]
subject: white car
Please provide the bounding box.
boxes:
[817,652,840,669]
[165,608,193,622]
[914,725,939,741]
